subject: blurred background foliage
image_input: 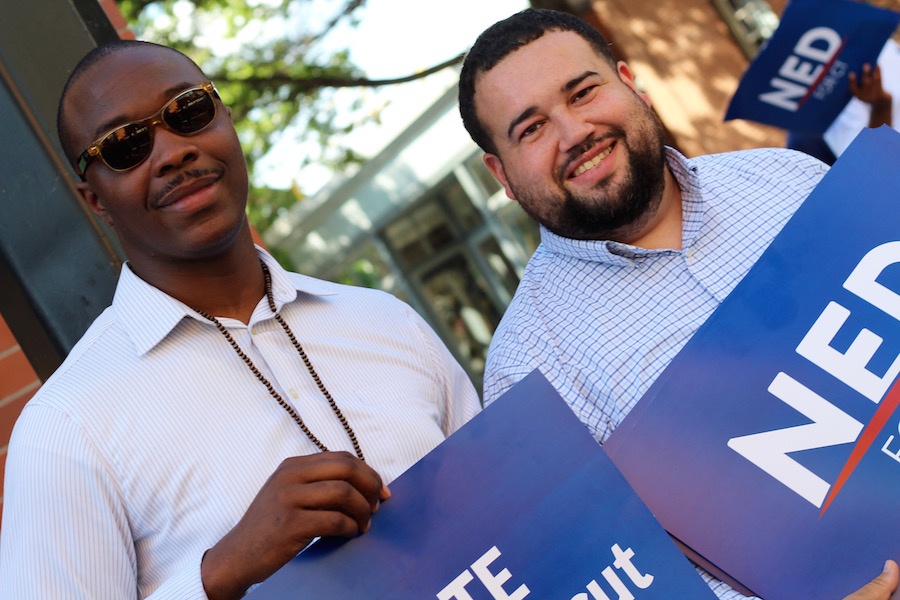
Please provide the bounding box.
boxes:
[118,0,465,239]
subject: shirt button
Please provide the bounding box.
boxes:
[290,389,299,399]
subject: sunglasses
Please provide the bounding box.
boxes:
[75,81,220,179]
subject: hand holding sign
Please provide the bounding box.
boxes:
[248,371,716,599]
[844,561,900,600]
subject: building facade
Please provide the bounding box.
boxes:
[266,0,794,388]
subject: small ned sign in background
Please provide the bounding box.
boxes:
[724,0,899,133]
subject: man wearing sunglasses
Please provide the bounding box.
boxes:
[0,40,481,599]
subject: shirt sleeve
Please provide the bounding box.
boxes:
[0,404,210,600]
[482,326,539,407]
[482,290,557,408]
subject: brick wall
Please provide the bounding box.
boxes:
[0,0,133,525]
[99,0,136,40]
[0,317,41,524]
[587,0,787,157]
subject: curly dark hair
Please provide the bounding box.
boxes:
[458,8,617,155]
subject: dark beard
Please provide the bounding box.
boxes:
[512,115,668,242]
[560,134,667,241]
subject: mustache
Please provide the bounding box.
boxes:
[151,167,224,206]
[558,128,626,182]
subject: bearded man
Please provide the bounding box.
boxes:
[458,8,897,600]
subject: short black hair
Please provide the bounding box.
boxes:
[458,8,617,155]
[56,40,200,170]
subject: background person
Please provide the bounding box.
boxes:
[787,37,898,164]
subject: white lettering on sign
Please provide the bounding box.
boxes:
[438,543,656,599]
[570,544,654,600]
[797,302,900,402]
[881,420,900,464]
[728,242,900,507]
[727,372,863,507]
[437,546,530,600]
[759,27,843,111]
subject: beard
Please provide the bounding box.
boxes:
[508,108,669,242]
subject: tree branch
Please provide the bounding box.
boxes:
[213,52,465,92]
[306,0,367,45]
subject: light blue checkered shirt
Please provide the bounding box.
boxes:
[484,146,828,600]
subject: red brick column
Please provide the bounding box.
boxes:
[0,317,40,525]
[99,0,136,39]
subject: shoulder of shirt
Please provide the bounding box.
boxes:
[20,305,120,410]
[280,270,425,330]
[500,243,554,315]
[284,270,405,305]
[259,247,410,313]
[676,147,829,197]
[483,248,552,386]
[684,146,829,175]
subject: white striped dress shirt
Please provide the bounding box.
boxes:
[483,147,829,599]
[0,248,481,599]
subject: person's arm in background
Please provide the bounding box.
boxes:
[850,63,893,129]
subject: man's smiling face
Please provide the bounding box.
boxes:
[475,30,668,242]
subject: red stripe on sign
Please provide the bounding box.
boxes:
[820,374,900,517]
[799,37,847,108]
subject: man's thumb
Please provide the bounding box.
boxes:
[845,560,900,600]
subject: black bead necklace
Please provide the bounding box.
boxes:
[194,261,365,461]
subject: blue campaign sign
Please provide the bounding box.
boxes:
[605,127,900,600]
[249,370,715,599]
[724,0,899,133]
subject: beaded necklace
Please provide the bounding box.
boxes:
[194,261,365,461]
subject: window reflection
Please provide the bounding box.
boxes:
[421,254,500,381]
[333,242,408,304]
[384,201,455,268]
[479,237,521,301]
[324,164,539,388]
[712,0,779,59]
[495,201,541,259]
[465,152,503,198]
[444,177,483,232]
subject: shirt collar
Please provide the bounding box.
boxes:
[540,146,705,265]
[112,246,338,356]
[666,146,705,249]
